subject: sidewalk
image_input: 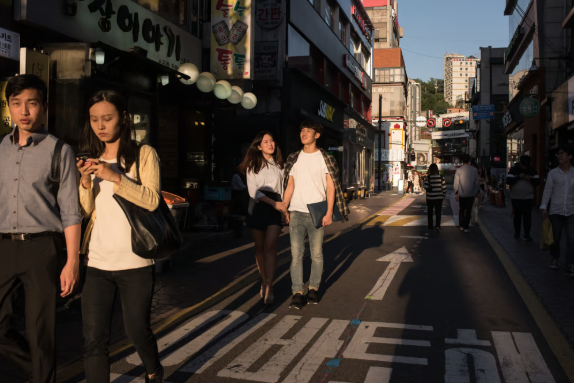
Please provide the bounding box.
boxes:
[479,194,574,349]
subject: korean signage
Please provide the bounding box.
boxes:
[472,105,495,120]
[351,5,371,44]
[211,0,252,79]
[0,28,20,61]
[14,0,198,70]
[343,54,367,89]
[569,76,574,122]
[519,98,540,117]
[0,81,12,135]
[318,101,335,122]
[254,42,278,80]
[502,111,513,127]
[431,129,469,140]
[256,0,284,29]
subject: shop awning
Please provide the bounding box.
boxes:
[431,130,468,140]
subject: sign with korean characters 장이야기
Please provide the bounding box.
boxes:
[211,0,252,79]
[0,27,20,61]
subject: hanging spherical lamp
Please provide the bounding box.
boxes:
[196,72,216,92]
[227,86,244,104]
[177,63,199,85]
[241,92,257,109]
[214,80,232,99]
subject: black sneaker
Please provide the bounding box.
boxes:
[566,264,574,278]
[550,258,560,270]
[523,236,533,241]
[307,289,320,305]
[145,365,164,383]
[289,293,304,309]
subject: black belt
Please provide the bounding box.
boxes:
[0,232,60,241]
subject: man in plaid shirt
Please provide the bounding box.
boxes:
[283,120,349,309]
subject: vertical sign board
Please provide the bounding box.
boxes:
[254,42,278,80]
[0,27,20,61]
[211,0,252,79]
[0,82,12,136]
[568,76,574,122]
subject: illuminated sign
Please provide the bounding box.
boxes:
[351,5,371,43]
[318,100,335,122]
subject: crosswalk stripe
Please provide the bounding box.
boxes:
[366,215,460,227]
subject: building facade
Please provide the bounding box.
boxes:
[444,53,479,106]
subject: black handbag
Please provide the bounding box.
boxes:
[113,146,183,259]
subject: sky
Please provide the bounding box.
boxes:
[397,0,510,81]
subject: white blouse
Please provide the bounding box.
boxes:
[246,160,284,203]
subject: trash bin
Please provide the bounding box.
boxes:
[162,191,189,230]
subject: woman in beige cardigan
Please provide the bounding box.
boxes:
[76,91,163,383]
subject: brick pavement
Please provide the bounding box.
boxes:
[479,194,574,349]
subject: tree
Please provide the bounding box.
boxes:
[412,77,453,115]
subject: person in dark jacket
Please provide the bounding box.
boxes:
[506,155,540,241]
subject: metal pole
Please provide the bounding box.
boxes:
[378,94,382,192]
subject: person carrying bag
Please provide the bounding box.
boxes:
[77,90,170,383]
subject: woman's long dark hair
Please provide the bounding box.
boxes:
[428,163,439,176]
[80,90,137,173]
[238,131,284,175]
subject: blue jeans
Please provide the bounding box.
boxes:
[289,211,325,294]
[549,214,574,266]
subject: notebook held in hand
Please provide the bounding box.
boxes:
[307,200,343,229]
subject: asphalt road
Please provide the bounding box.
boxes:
[3,192,572,383]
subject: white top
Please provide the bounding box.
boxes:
[540,166,574,216]
[289,150,329,213]
[87,158,154,271]
[454,164,479,197]
[246,160,284,202]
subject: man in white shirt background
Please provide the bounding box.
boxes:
[454,154,480,232]
[283,120,348,309]
[541,146,574,275]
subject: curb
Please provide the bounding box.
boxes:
[56,195,407,382]
[478,216,574,383]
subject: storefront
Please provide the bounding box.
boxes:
[10,0,205,195]
[343,110,375,196]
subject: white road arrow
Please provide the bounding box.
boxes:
[365,247,413,301]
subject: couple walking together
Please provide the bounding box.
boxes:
[0,75,164,383]
[239,120,349,310]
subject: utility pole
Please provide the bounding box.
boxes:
[378,93,383,192]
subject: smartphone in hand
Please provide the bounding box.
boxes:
[77,153,97,166]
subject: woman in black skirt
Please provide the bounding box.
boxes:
[238,131,286,305]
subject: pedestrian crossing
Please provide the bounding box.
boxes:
[367,215,460,226]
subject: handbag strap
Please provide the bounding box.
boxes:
[135,144,142,185]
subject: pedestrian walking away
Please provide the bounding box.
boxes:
[0,75,82,383]
[407,169,414,194]
[238,131,287,305]
[424,164,446,232]
[507,155,540,241]
[540,146,574,276]
[77,90,164,383]
[454,154,480,232]
[283,120,349,309]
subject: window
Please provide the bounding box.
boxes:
[460,74,463,76]
[325,1,334,27]
[350,39,354,55]
[375,68,405,83]
[465,85,468,88]
[340,18,347,45]
[288,25,311,75]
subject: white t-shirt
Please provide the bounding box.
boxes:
[289,151,329,213]
[88,158,154,271]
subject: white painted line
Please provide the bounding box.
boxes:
[283,319,349,383]
[181,313,276,373]
[365,367,393,383]
[127,310,232,366]
[404,217,429,226]
[218,316,328,382]
[444,348,501,383]
[343,322,430,365]
[401,236,429,239]
[492,331,556,383]
[366,247,413,300]
[109,373,176,383]
[445,329,492,346]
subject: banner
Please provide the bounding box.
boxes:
[0,81,12,136]
[211,0,252,79]
[431,129,468,140]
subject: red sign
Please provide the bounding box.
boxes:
[351,6,372,43]
[427,118,436,128]
[493,156,501,162]
[443,118,452,128]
